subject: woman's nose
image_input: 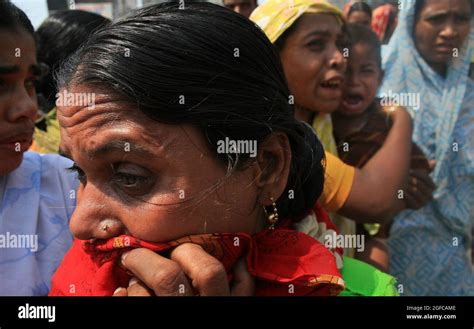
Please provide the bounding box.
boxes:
[69,184,125,240]
[439,23,458,39]
[5,86,38,123]
[329,46,347,72]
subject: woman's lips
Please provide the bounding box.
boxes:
[319,77,344,98]
[0,137,33,153]
[435,44,456,54]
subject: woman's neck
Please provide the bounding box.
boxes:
[429,61,447,78]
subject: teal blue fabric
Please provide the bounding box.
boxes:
[379,1,474,295]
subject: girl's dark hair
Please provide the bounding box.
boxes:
[0,0,34,36]
[36,10,110,112]
[58,2,325,220]
[346,23,382,68]
[348,1,372,18]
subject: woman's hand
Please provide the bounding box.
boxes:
[113,244,255,296]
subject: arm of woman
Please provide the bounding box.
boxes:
[336,107,413,222]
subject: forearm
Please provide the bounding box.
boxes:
[339,108,412,222]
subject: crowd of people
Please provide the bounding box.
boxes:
[0,0,472,296]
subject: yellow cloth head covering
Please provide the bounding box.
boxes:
[250,0,344,44]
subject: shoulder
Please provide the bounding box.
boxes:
[23,152,78,193]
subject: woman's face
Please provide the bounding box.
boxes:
[0,28,38,175]
[414,0,471,74]
[347,11,371,27]
[279,13,347,114]
[57,84,289,242]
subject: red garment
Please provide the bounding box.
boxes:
[371,4,398,42]
[50,204,344,296]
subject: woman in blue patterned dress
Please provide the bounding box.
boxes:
[0,2,78,295]
[380,0,474,295]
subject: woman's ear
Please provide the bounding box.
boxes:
[253,132,291,206]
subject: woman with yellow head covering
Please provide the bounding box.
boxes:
[251,0,415,296]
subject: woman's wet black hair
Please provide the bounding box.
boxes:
[346,23,382,68]
[36,10,110,113]
[347,1,372,18]
[58,1,325,220]
[0,0,34,36]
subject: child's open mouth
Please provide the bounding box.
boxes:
[341,93,365,114]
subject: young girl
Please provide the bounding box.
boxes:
[332,24,432,271]
[344,1,372,27]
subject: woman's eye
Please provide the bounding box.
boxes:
[0,79,9,93]
[112,163,153,196]
[25,77,38,89]
[427,15,446,25]
[67,163,87,184]
[307,40,324,51]
[114,173,145,188]
[455,15,470,23]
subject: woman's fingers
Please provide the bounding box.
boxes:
[230,257,255,296]
[170,243,230,296]
[113,287,127,297]
[120,248,193,296]
[126,277,154,296]
[121,245,254,296]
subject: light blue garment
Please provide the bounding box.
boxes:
[0,152,78,296]
[379,1,474,295]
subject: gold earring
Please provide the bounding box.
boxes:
[263,197,279,230]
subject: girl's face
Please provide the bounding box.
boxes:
[0,28,38,175]
[414,0,471,75]
[339,42,382,116]
[57,84,290,243]
[347,11,371,27]
[279,13,347,114]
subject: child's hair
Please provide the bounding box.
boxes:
[0,0,35,36]
[348,1,372,18]
[36,10,110,112]
[346,23,382,68]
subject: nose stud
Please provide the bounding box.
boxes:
[101,224,109,232]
